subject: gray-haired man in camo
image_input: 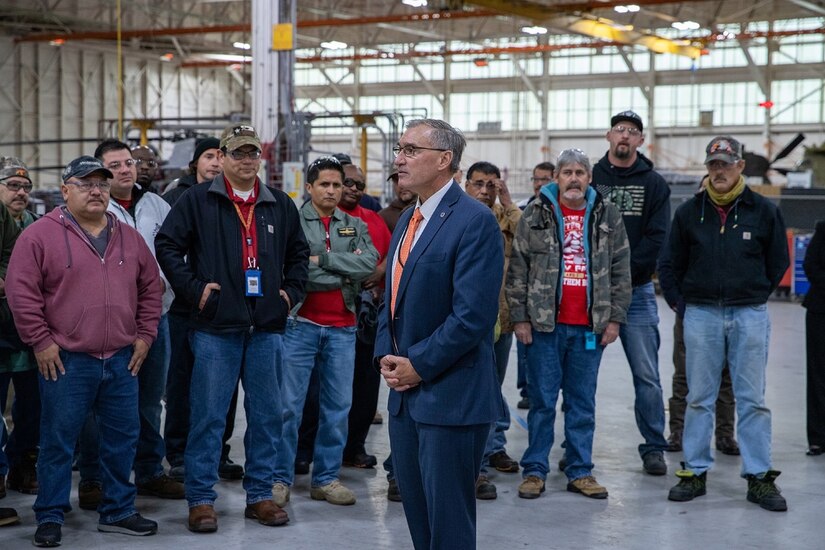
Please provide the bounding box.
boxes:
[507,148,631,500]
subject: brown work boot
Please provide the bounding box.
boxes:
[7,461,38,495]
[567,475,608,499]
[188,504,218,533]
[244,499,289,526]
[518,475,545,499]
[136,474,185,499]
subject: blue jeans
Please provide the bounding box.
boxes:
[185,330,283,506]
[135,314,170,483]
[0,366,40,474]
[274,319,355,487]
[683,304,772,476]
[520,325,604,481]
[480,332,513,473]
[35,347,139,525]
[619,282,667,457]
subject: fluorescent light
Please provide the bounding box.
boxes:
[233,42,251,50]
[402,0,428,7]
[614,5,640,13]
[320,40,348,50]
[522,26,548,35]
[201,53,250,62]
[672,21,701,31]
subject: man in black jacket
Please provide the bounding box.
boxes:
[156,124,309,532]
[667,135,789,512]
[592,110,670,475]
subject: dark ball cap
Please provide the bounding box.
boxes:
[705,135,744,164]
[610,110,643,132]
[332,153,352,166]
[192,137,221,164]
[62,156,113,183]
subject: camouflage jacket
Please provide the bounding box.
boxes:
[493,202,522,334]
[506,184,632,335]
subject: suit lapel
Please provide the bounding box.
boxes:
[394,183,461,310]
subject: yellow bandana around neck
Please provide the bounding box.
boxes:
[706,174,745,206]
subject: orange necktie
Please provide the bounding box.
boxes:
[391,207,423,315]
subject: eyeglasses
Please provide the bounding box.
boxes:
[468,180,496,191]
[1,181,33,193]
[133,159,158,168]
[227,149,262,161]
[343,178,366,191]
[611,125,642,136]
[106,159,136,170]
[392,144,448,158]
[67,179,111,192]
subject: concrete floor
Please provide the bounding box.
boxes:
[1,297,822,549]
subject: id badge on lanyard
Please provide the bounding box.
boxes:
[245,258,263,297]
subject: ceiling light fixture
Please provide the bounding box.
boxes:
[614,5,640,14]
[522,26,548,35]
[49,38,65,46]
[233,41,251,50]
[672,21,701,31]
[320,40,348,50]
[402,0,428,7]
[160,53,174,61]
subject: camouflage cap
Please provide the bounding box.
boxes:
[0,156,31,182]
[705,136,743,164]
[220,124,261,152]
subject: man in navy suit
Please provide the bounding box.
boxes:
[375,119,504,550]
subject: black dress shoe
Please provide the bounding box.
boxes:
[715,437,740,456]
[475,475,497,500]
[34,522,62,547]
[294,460,311,475]
[387,479,401,502]
[806,445,824,456]
[343,453,378,469]
[218,458,244,480]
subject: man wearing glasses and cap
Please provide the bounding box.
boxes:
[592,110,671,476]
[156,124,309,532]
[667,136,789,511]
[7,155,162,545]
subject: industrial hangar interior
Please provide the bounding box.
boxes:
[0,0,823,548]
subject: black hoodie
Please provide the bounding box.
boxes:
[592,152,670,286]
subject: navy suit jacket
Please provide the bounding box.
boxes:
[374,182,505,426]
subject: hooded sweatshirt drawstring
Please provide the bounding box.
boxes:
[58,214,74,269]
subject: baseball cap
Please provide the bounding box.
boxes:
[610,110,644,132]
[0,157,31,182]
[705,136,744,164]
[62,156,114,183]
[220,124,261,152]
[332,153,353,166]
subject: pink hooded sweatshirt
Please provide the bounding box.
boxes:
[6,208,161,358]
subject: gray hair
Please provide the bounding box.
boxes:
[406,119,466,172]
[556,148,592,175]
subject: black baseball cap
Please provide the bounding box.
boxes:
[61,156,113,183]
[610,110,643,132]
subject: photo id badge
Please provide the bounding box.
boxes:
[245,269,263,297]
[585,332,597,350]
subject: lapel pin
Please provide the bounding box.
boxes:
[440,212,445,218]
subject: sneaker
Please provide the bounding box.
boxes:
[643,451,667,476]
[716,437,740,456]
[168,465,185,482]
[488,450,519,473]
[342,452,378,469]
[98,513,158,536]
[387,479,401,502]
[746,471,788,512]
[218,457,244,480]
[475,475,497,500]
[668,468,707,502]
[272,482,290,508]
[667,432,682,453]
[518,476,545,499]
[567,476,608,499]
[517,397,530,410]
[0,507,20,527]
[7,453,38,494]
[33,522,61,547]
[310,480,356,505]
[78,480,103,511]
[136,474,185,499]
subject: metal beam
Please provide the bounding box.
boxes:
[512,59,542,104]
[786,0,825,17]
[739,40,769,96]
[618,47,651,102]
[318,67,355,109]
[410,60,445,107]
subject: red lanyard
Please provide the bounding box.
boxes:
[233,202,257,269]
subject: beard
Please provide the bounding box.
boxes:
[614,145,631,160]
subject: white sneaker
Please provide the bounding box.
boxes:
[272,482,290,507]
[309,480,356,505]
